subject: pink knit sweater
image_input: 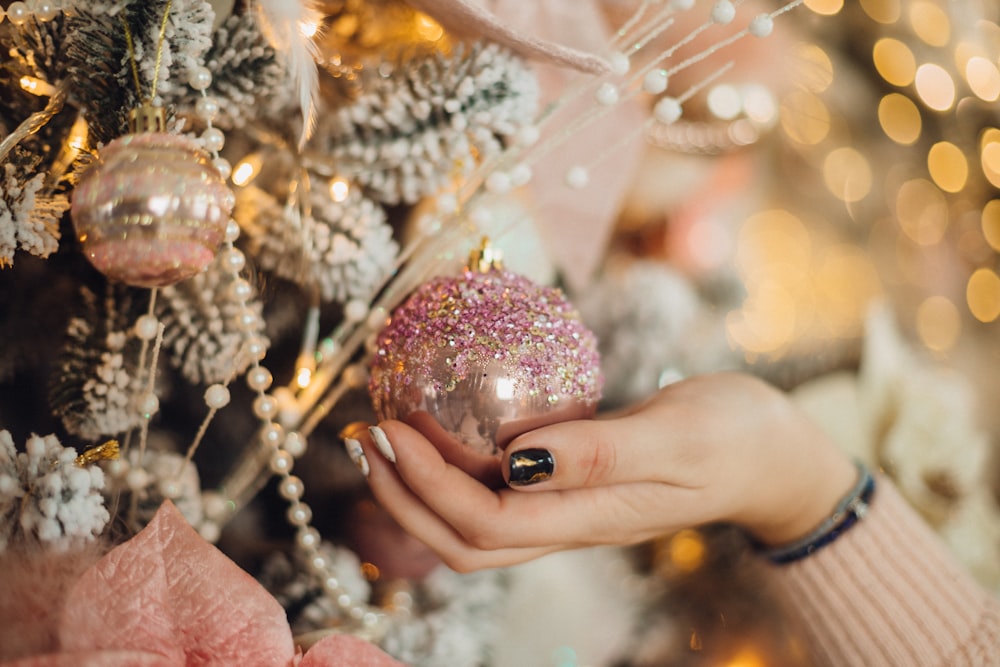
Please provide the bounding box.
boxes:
[765,476,1000,665]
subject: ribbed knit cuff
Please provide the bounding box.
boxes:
[762,475,1000,667]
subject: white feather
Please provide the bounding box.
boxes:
[254,0,321,148]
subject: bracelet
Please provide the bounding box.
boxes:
[759,461,876,565]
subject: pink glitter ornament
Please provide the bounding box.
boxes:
[369,246,603,455]
[71,132,234,288]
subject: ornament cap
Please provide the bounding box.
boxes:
[129,102,166,134]
[467,237,503,273]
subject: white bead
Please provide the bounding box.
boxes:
[221,247,245,272]
[296,526,320,549]
[516,124,540,147]
[269,449,293,474]
[323,576,342,593]
[106,458,129,478]
[510,163,532,187]
[137,392,160,418]
[282,431,307,458]
[260,422,284,447]
[279,475,305,500]
[188,66,212,91]
[595,82,619,106]
[35,2,58,21]
[565,166,589,189]
[654,97,683,124]
[201,127,226,152]
[247,366,273,391]
[253,394,279,420]
[749,13,774,37]
[288,502,313,526]
[343,299,369,323]
[229,277,253,301]
[213,157,232,181]
[243,337,268,362]
[224,219,241,243]
[204,383,231,409]
[711,0,736,24]
[671,0,695,8]
[236,309,259,331]
[7,2,29,25]
[609,52,630,76]
[308,551,327,572]
[159,478,182,499]
[202,491,231,521]
[337,594,354,609]
[198,521,221,543]
[484,171,512,194]
[135,314,160,341]
[348,606,365,620]
[195,95,220,121]
[643,70,669,95]
[366,307,388,330]
[126,467,149,491]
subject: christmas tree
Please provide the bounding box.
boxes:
[1,0,998,665]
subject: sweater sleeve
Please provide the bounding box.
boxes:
[762,475,1000,666]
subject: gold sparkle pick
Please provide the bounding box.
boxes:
[75,439,120,467]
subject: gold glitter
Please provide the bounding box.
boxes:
[75,439,120,467]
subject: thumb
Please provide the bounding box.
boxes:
[502,413,653,490]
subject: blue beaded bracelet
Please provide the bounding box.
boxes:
[760,461,876,565]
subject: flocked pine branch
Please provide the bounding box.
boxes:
[0,430,110,551]
[50,284,146,441]
[175,11,292,130]
[318,41,538,205]
[156,253,268,385]
[237,176,399,304]
[0,149,67,268]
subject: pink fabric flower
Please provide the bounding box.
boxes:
[2,502,403,667]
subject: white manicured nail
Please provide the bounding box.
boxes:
[368,425,396,463]
[343,437,370,477]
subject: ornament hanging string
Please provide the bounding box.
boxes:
[120,0,174,107]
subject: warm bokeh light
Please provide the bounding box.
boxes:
[896,179,949,245]
[966,56,1000,101]
[927,141,968,193]
[823,147,872,202]
[231,154,263,187]
[804,0,844,16]
[982,200,1000,252]
[909,0,951,46]
[967,268,1000,322]
[725,648,768,667]
[860,0,901,24]
[878,93,922,144]
[414,13,444,41]
[668,529,707,573]
[914,63,956,111]
[815,245,883,334]
[873,38,917,86]
[981,129,1000,188]
[780,91,830,145]
[792,43,835,93]
[916,296,961,352]
[329,177,351,203]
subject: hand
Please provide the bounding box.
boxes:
[353,372,857,572]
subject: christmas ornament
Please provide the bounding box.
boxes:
[369,240,603,455]
[71,126,234,288]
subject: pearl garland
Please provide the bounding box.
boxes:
[1,1,61,26]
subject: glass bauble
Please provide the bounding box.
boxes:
[71,133,234,288]
[369,267,603,455]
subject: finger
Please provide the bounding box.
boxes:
[357,427,557,571]
[501,407,681,491]
[374,421,687,550]
[403,410,505,488]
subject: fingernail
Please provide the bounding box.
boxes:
[343,438,370,477]
[508,449,554,486]
[368,425,397,463]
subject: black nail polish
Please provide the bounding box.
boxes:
[508,449,554,486]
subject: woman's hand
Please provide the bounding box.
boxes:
[351,372,857,572]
